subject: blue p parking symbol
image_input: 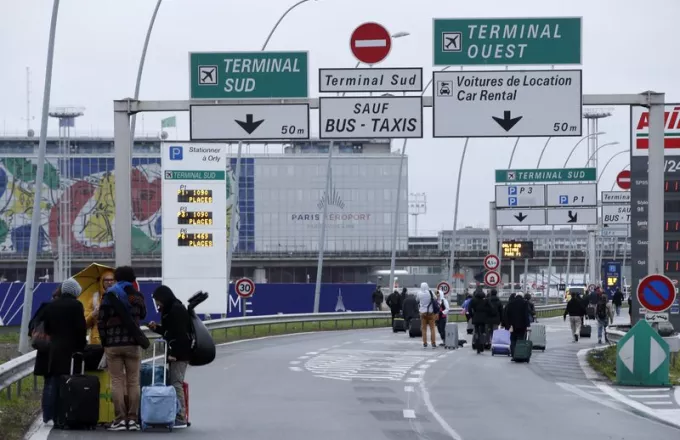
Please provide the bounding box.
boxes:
[559,195,568,205]
[169,146,183,161]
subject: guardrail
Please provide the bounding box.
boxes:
[0,305,565,400]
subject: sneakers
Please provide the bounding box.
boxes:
[107,420,127,431]
[423,343,428,348]
[127,421,141,431]
[174,420,188,429]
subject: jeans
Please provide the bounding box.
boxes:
[473,323,487,350]
[615,305,621,316]
[510,330,526,357]
[169,361,188,423]
[597,319,608,342]
[437,316,447,342]
[106,346,142,423]
[42,376,58,422]
[420,313,437,346]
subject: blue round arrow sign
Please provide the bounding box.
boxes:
[637,274,676,313]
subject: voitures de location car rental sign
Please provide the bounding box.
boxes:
[437,281,451,295]
[319,96,423,139]
[617,170,631,190]
[484,271,501,287]
[483,254,500,271]
[235,278,256,298]
[190,104,310,142]
[432,17,582,66]
[189,51,308,99]
[433,69,582,138]
[350,23,392,65]
[637,274,676,314]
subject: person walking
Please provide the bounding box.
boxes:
[148,286,193,429]
[97,266,148,431]
[401,292,418,332]
[386,289,403,326]
[595,296,614,344]
[41,280,88,426]
[504,293,531,357]
[372,287,384,311]
[486,289,503,341]
[416,283,438,348]
[612,288,624,317]
[564,293,587,342]
[435,290,450,346]
[469,289,491,353]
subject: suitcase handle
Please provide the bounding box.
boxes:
[151,339,169,385]
[70,352,85,375]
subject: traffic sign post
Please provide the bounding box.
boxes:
[484,254,500,271]
[484,271,501,288]
[189,51,308,99]
[318,68,423,93]
[616,320,670,387]
[437,281,451,296]
[616,170,631,190]
[189,104,310,141]
[432,17,582,66]
[350,23,392,65]
[319,96,423,139]
[432,69,582,138]
[496,168,596,183]
[637,274,677,317]
[235,277,256,317]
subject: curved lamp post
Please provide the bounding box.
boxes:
[597,149,630,185]
[584,142,620,167]
[262,0,319,50]
[562,132,607,167]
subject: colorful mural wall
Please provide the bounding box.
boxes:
[0,156,249,257]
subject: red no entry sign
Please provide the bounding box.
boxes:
[616,170,631,190]
[350,22,392,64]
[637,274,676,313]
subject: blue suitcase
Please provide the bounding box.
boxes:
[140,340,177,431]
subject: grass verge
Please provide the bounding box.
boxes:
[587,344,680,384]
[0,376,44,440]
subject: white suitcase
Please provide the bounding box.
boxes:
[528,323,546,351]
[444,322,459,349]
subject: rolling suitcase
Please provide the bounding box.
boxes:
[528,323,547,351]
[580,324,592,338]
[491,328,511,356]
[89,369,115,425]
[586,305,596,320]
[54,354,100,430]
[511,333,533,363]
[141,362,168,387]
[140,340,177,431]
[392,315,406,332]
[444,322,459,349]
[409,318,422,338]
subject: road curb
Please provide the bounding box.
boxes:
[577,346,608,381]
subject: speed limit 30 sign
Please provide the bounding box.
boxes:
[437,281,451,295]
[235,277,255,298]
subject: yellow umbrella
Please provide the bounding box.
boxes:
[73,263,115,309]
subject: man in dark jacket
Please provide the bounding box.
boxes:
[148,286,193,428]
[612,288,624,316]
[486,289,503,339]
[524,293,537,323]
[97,266,147,431]
[42,279,87,425]
[401,293,419,330]
[386,289,403,325]
[469,290,491,353]
[504,294,531,357]
[564,293,587,342]
[372,287,384,311]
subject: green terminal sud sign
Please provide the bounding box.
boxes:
[189,51,308,99]
[495,168,596,183]
[433,17,582,66]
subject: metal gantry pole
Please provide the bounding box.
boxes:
[313,141,335,313]
[449,138,469,281]
[647,94,666,275]
[565,226,573,286]
[226,141,243,287]
[388,139,408,293]
[545,225,555,304]
[19,0,61,354]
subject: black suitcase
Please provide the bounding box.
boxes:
[580,324,592,338]
[54,354,100,430]
[512,338,533,363]
[392,317,406,332]
[409,318,422,338]
[586,305,596,320]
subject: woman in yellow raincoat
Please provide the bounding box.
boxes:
[84,270,115,344]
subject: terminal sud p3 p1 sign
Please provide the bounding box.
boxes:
[630,104,680,327]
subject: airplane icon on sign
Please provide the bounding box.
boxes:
[198,65,218,85]
[442,32,462,52]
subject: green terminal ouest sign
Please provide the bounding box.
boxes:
[495,168,596,183]
[189,51,308,99]
[433,17,582,66]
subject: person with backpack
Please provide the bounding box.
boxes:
[524,293,537,323]
[595,296,614,344]
[416,282,439,348]
[372,287,384,311]
[435,290,450,346]
[486,289,503,342]
[148,285,193,429]
[564,292,587,342]
[385,289,403,326]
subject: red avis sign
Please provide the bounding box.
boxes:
[616,170,631,190]
[633,105,680,152]
[350,23,392,64]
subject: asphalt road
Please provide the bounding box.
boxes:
[44,315,680,440]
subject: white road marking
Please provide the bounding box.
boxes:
[645,401,674,405]
[289,360,301,365]
[437,354,446,359]
[289,366,302,372]
[622,388,670,394]
[420,364,431,370]
[410,370,426,376]
[354,39,387,48]
[628,394,672,399]
[427,359,438,363]
[403,409,416,419]
[306,351,319,355]
[418,378,464,440]
[298,355,310,359]
[404,386,414,392]
[405,377,422,383]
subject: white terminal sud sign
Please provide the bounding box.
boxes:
[319,96,423,139]
[545,183,597,207]
[161,143,228,314]
[318,68,423,93]
[189,104,310,141]
[602,205,631,225]
[432,69,582,138]
[494,184,545,208]
[546,207,598,225]
[496,208,546,226]
[601,191,631,204]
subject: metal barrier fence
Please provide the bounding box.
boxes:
[0,305,566,400]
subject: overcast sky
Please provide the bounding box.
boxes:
[1,0,678,234]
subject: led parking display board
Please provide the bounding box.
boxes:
[500,240,534,260]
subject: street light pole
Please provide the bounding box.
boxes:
[20,0,61,354]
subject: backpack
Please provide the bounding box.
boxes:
[596,302,607,320]
[429,292,440,315]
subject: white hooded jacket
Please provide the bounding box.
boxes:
[417,282,434,314]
